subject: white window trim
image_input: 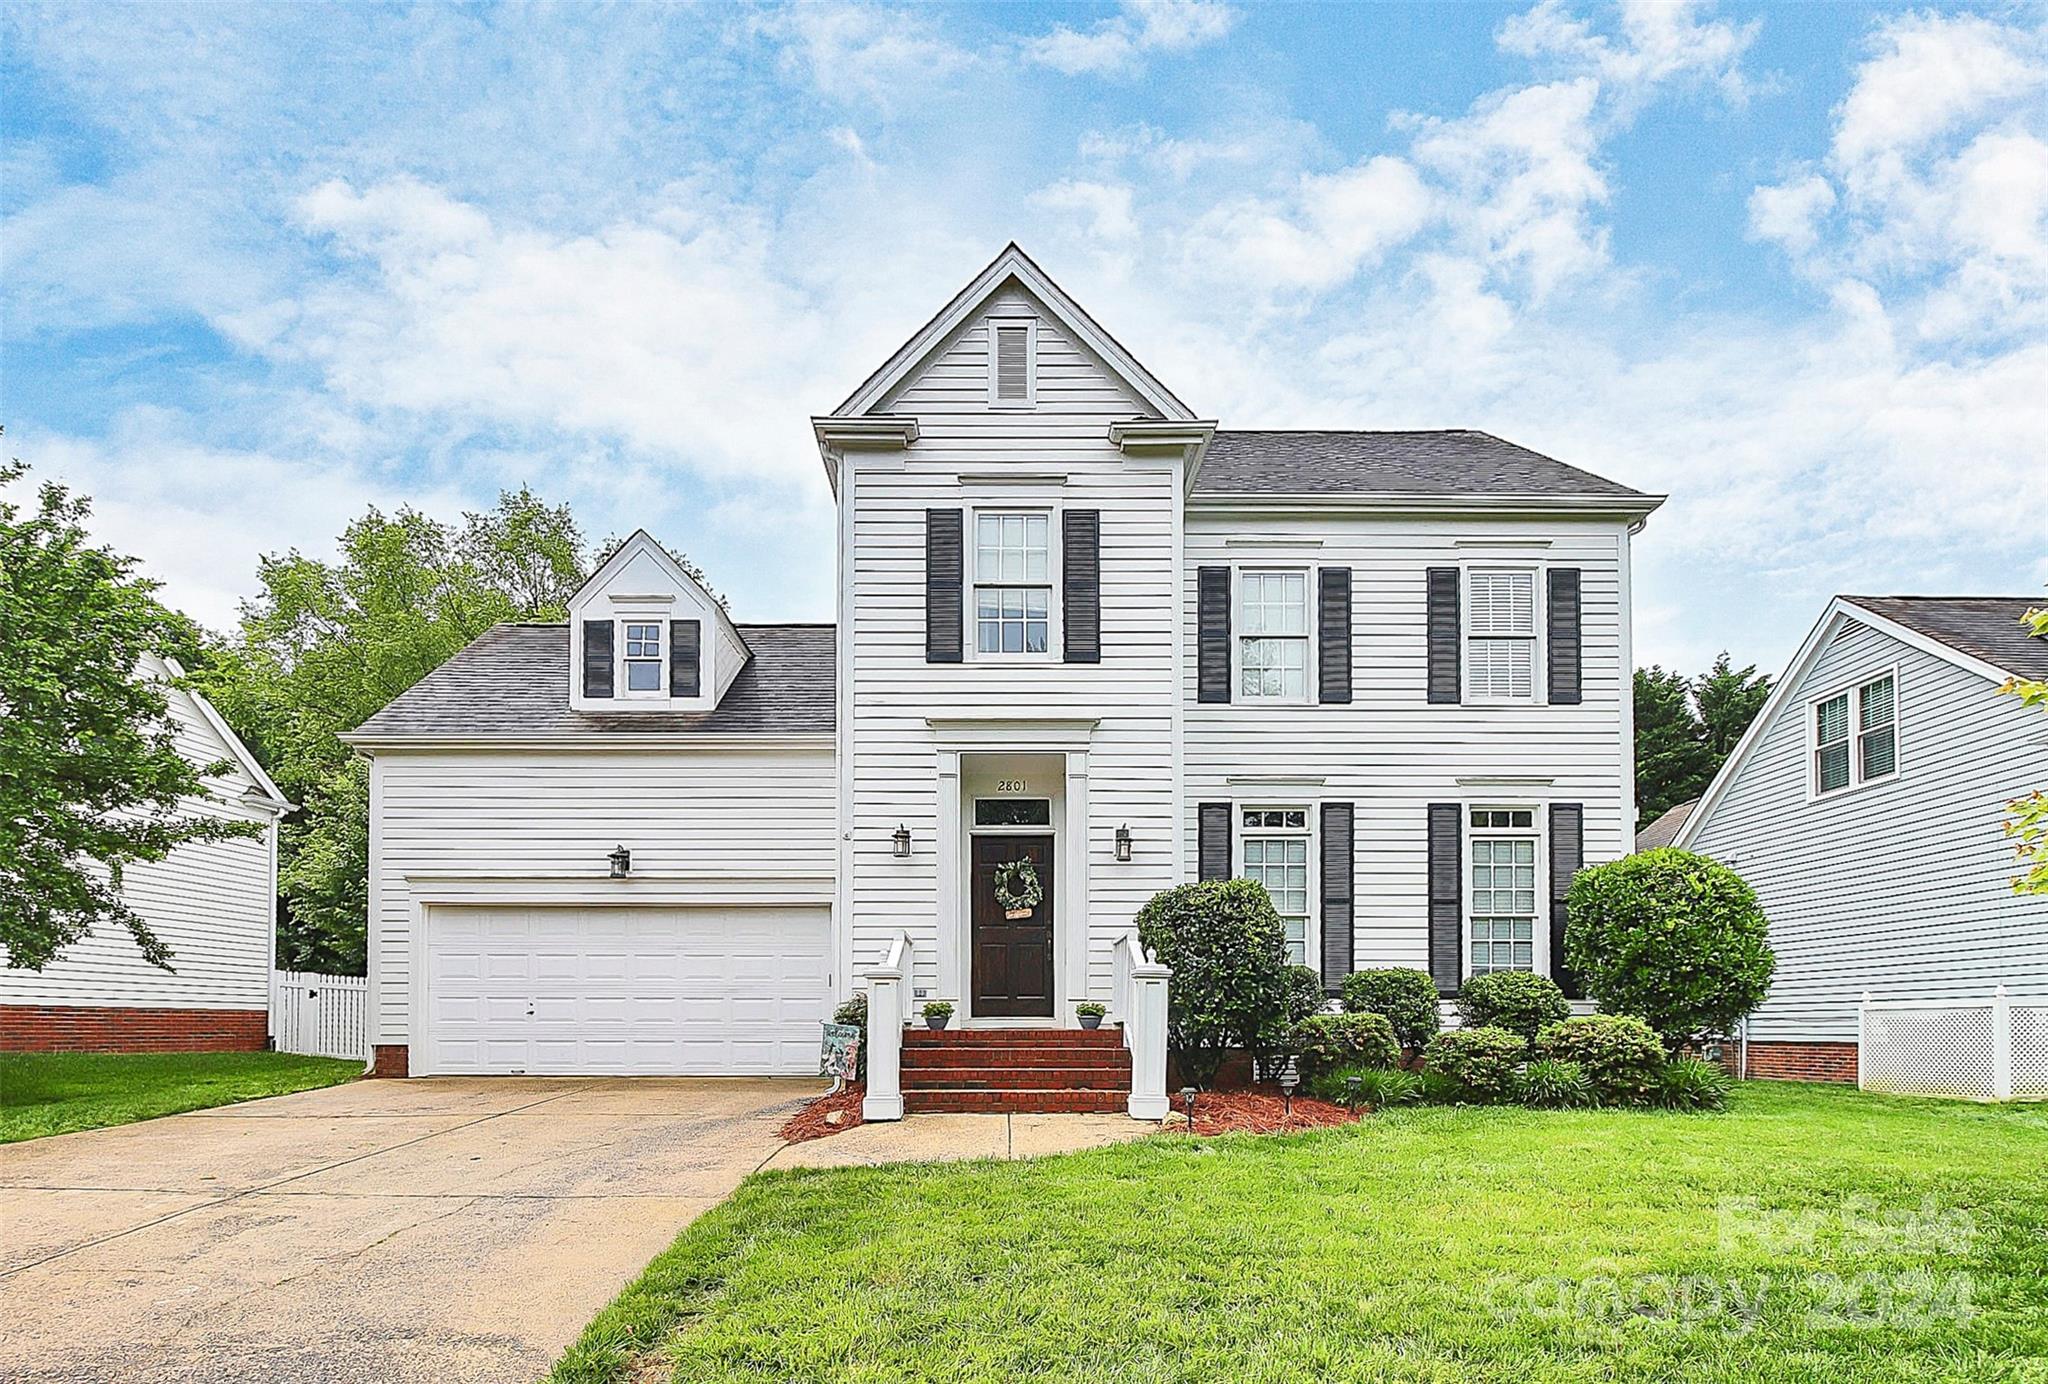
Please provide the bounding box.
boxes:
[617,617,667,701]
[1806,663,1902,802]
[1234,801,1318,970]
[986,315,1038,409]
[967,505,1061,664]
[1463,804,1546,981]
[1232,565,1316,705]
[1461,562,1546,708]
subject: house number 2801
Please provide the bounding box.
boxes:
[996,779,1027,793]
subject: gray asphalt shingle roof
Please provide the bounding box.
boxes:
[1845,596,2048,681]
[1193,430,1655,502]
[349,623,835,739]
[1634,799,1698,852]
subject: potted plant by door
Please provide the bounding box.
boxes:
[992,858,1043,919]
[922,1000,955,1031]
[1075,1001,1107,1031]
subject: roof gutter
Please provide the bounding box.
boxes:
[341,732,836,755]
[1186,491,1668,519]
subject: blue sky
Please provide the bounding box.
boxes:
[5,0,2044,675]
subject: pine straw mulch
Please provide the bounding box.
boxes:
[1157,1089,1362,1136]
[778,1083,866,1143]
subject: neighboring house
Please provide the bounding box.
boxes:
[1677,596,2048,1082]
[344,245,1663,1100]
[0,655,291,1052]
[1634,798,1696,850]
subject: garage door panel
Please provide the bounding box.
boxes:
[425,905,830,1076]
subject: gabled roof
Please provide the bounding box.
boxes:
[832,242,1195,422]
[1674,594,2043,849]
[1634,799,1697,851]
[1192,430,1661,511]
[346,623,835,743]
[158,655,292,812]
[1841,597,2047,682]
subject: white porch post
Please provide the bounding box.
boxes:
[1064,750,1090,1013]
[935,752,962,1004]
[1115,930,1171,1121]
[863,932,910,1121]
[1991,984,2013,1102]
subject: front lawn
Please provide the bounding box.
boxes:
[0,1050,361,1142]
[555,1083,2046,1384]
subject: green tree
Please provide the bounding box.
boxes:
[2000,602,2048,895]
[1,461,262,970]
[1694,653,1772,758]
[1633,655,1772,829]
[200,488,585,972]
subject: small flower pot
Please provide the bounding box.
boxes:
[1078,1013,1103,1030]
[925,1014,951,1031]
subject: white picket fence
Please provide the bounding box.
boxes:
[271,970,369,1061]
[1860,986,2048,1102]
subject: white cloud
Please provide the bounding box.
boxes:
[1035,179,1139,244]
[1499,0,1758,107]
[745,3,974,103]
[1183,155,1433,293]
[1024,0,1236,77]
[1747,174,1836,255]
[1831,12,2042,188]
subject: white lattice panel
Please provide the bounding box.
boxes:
[2013,1006,2048,1100]
[1861,1005,1995,1099]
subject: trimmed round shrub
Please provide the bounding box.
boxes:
[1518,1057,1595,1110]
[1340,968,1442,1050]
[1282,964,1330,1025]
[1536,1014,1665,1106]
[1565,848,1776,1053]
[1137,879,1292,1089]
[1422,1025,1525,1103]
[1308,1065,1423,1109]
[1294,1011,1399,1080]
[1654,1057,1734,1112]
[1455,971,1571,1045]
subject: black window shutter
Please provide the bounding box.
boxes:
[1426,568,1460,705]
[1547,568,1582,705]
[1197,802,1232,881]
[925,509,963,664]
[582,619,614,699]
[1549,802,1585,999]
[1320,802,1354,991]
[1427,803,1463,995]
[1197,566,1231,703]
[1318,568,1352,705]
[1063,509,1101,664]
[669,619,701,698]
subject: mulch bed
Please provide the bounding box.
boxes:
[1158,1090,1362,1136]
[779,1083,866,1143]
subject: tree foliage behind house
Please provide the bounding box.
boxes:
[1634,654,1771,828]
[1,461,262,971]
[2000,601,2048,895]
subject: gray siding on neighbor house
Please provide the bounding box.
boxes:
[1686,616,2048,1043]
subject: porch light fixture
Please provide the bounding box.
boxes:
[608,844,632,879]
[1278,1066,1300,1120]
[1114,824,1132,863]
[892,824,912,859]
[1180,1085,1198,1132]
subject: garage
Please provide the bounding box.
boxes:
[420,904,831,1076]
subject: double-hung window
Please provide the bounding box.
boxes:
[974,512,1051,655]
[1238,570,1309,700]
[1468,808,1538,975]
[1239,808,1311,966]
[623,622,663,692]
[1466,568,1538,703]
[1814,671,1897,796]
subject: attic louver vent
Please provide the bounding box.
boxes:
[994,324,1030,402]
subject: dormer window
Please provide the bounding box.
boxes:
[989,318,1036,406]
[623,623,664,691]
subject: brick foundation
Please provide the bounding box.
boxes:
[0,1005,268,1054]
[1739,1039,1859,1084]
[369,1044,410,1078]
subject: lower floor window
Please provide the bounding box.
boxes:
[1469,810,1537,975]
[1240,808,1311,967]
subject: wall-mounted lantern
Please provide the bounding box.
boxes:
[892,824,912,859]
[1114,824,1133,863]
[608,844,632,879]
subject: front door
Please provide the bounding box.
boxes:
[970,834,1054,1017]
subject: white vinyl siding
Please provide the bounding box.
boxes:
[1687,618,2048,1042]
[1239,808,1312,966]
[1466,567,1538,703]
[1237,570,1310,702]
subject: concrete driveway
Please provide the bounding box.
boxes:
[0,1076,815,1383]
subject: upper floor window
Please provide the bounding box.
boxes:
[1468,807,1538,976]
[623,622,664,692]
[989,319,1036,406]
[1240,808,1311,966]
[1238,570,1309,701]
[1466,568,1538,703]
[975,512,1051,654]
[1813,671,1897,796]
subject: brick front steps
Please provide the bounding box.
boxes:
[901,1028,1131,1115]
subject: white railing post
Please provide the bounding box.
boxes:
[862,932,910,1122]
[1991,984,2013,1102]
[1115,931,1171,1121]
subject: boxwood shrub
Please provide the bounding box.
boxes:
[1421,1025,1525,1103]
[1136,879,1292,1089]
[1535,1014,1665,1106]
[1454,971,1570,1045]
[1340,968,1442,1050]
[1294,1011,1399,1080]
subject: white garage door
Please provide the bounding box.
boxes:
[422,905,830,1076]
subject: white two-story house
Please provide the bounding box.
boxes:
[346,246,1662,1115]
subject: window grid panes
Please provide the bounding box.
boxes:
[1815,673,1897,796]
[1859,675,1896,781]
[1466,569,1537,702]
[1469,825,1537,976]
[1238,571,1309,700]
[974,513,1051,654]
[624,622,663,692]
[1240,808,1311,967]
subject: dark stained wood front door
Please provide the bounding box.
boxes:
[970,834,1054,1017]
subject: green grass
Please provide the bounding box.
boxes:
[0,1050,360,1142]
[553,1083,2047,1384]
